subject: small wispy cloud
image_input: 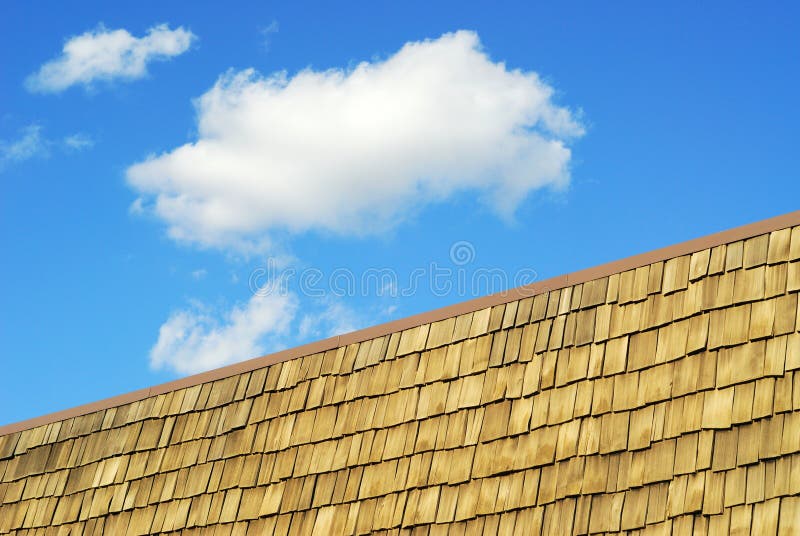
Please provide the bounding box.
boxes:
[63,133,94,152]
[26,23,196,94]
[259,20,279,52]
[191,268,208,280]
[0,125,47,167]
[129,197,145,215]
[0,125,96,171]
[298,299,364,341]
[149,290,296,374]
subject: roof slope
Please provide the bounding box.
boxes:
[0,211,798,534]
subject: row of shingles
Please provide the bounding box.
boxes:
[703,496,800,535]
[3,498,791,536]
[157,496,611,536]
[0,225,796,532]
[0,374,210,471]
[584,495,799,536]
[0,370,249,497]
[2,498,793,536]
[142,491,800,536]
[611,453,800,533]
[391,419,797,533]
[156,503,565,536]
[638,497,800,536]
[111,492,800,536]
[207,503,567,536]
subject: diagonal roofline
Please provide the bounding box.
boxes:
[2,210,798,437]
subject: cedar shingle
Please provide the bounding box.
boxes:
[663,256,690,294]
[603,336,629,375]
[752,497,780,535]
[727,240,745,271]
[599,412,629,454]
[702,387,734,429]
[779,496,800,534]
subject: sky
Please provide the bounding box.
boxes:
[1,1,797,425]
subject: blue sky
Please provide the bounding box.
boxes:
[1,1,797,425]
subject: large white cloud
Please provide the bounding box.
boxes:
[149,290,296,374]
[26,24,195,93]
[127,30,584,252]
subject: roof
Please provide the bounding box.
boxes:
[2,210,798,437]
[1,210,799,534]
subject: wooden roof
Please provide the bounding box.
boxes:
[1,212,799,534]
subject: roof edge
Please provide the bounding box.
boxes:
[2,210,798,437]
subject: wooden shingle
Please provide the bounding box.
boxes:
[702,387,734,429]
[726,240,745,272]
[767,228,792,264]
[599,412,629,454]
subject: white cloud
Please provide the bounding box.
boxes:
[149,289,297,374]
[0,125,48,167]
[191,268,208,280]
[129,197,145,215]
[127,30,584,252]
[260,20,279,51]
[26,23,196,93]
[298,300,364,340]
[0,126,99,171]
[63,133,94,151]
